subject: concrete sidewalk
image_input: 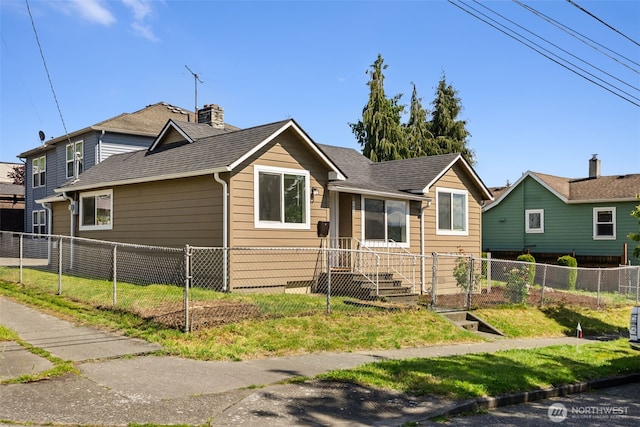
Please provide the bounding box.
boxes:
[0,296,630,426]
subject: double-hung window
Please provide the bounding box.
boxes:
[79,189,113,230]
[525,209,544,233]
[32,156,46,188]
[436,187,468,235]
[32,210,46,235]
[363,198,408,245]
[254,166,309,229]
[66,141,83,178]
[593,207,615,239]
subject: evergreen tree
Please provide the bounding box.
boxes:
[404,82,437,158]
[428,73,475,165]
[350,54,407,162]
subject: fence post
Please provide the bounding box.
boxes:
[184,244,191,333]
[326,247,331,315]
[636,266,639,304]
[540,264,547,306]
[57,237,63,295]
[467,256,474,309]
[112,245,117,306]
[596,268,601,308]
[19,233,23,284]
[431,252,438,308]
[486,252,491,293]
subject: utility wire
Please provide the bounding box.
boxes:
[515,0,640,73]
[473,0,639,93]
[25,0,72,145]
[448,0,640,107]
[567,0,640,48]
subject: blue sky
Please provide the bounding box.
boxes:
[1,0,638,187]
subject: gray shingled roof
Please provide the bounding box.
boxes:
[56,119,490,201]
[534,172,640,201]
[56,120,291,191]
[0,183,24,196]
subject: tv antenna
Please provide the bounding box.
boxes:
[185,65,204,118]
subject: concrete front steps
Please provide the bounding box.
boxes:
[316,271,419,305]
[439,310,504,338]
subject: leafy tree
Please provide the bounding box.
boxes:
[404,82,437,158]
[628,196,640,259]
[427,73,475,165]
[350,54,407,162]
[8,164,24,186]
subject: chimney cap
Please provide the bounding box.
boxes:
[591,154,598,160]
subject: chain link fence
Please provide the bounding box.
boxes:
[1,232,638,332]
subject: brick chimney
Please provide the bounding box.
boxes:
[589,154,600,178]
[197,104,225,129]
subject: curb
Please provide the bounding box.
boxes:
[424,372,640,421]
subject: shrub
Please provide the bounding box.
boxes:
[453,255,480,292]
[516,254,536,285]
[505,265,530,304]
[557,255,578,290]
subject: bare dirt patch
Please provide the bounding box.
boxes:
[137,300,262,330]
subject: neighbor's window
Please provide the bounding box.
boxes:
[66,141,83,178]
[525,209,544,233]
[80,189,113,230]
[363,198,408,245]
[593,207,615,239]
[32,156,46,188]
[436,188,468,235]
[254,165,309,229]
[32,210,46,235]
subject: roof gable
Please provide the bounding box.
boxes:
[484,170,640,211]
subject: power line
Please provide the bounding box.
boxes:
[448,0,640,107]
[514,0,640,73]
[567,0,640,47]
[472,0,639,93]
[25,0,72,145]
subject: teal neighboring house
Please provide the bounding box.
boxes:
[482,156,640,266]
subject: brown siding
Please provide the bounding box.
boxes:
[77,176,223,247]
[51,201,70,235]
[227,128,331,289]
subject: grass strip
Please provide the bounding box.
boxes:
[318,339,639,399]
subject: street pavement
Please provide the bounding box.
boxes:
[0,296,637,426]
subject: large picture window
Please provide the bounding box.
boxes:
[436,188,468,235]
[593,207,615,239]
[66,141,83,178]
[525,209,544,233]
[254,166,309,229]
[80,189,113,231]
[363,198,408,245]
[32,156,46,188]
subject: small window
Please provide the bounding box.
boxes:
[80,189,113,230]
[593,207,615,239]
[32,156,46,188]
[525,209,544,233]
[254,166,309,229]
[436,188,468,235]
[32,210,46,235]
[363,198,408,245]
[66,141,83,178]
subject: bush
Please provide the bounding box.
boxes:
[516,254,536,285]
[557,255,578,290]
[505,266,530,304]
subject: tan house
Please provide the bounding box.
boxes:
[40,106,492,294]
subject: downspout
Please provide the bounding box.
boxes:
[420,199,433,294]
[213,173,229,291]
[62,191,75,267]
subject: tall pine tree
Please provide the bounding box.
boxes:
[404,82,437,158]
[428,73,475,165]
[350,54,407,162]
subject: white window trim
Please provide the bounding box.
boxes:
[66,140,84,178]
[525,209,544,233]
[32,156,46,188]
[79,189,113,231]
[32,210,46,235]
[593,207,616,240]
[253,165,310,230]
[435,187,469,236]
[360,196,410,248]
